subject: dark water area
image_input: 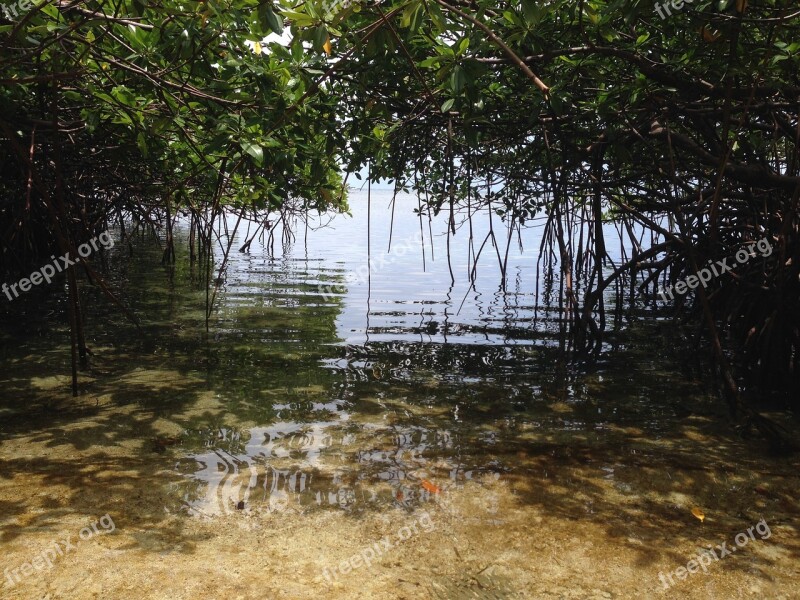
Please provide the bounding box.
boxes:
[0,190,797,599]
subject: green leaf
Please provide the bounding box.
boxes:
[441,98,455,112]
[409,4,424,32]
[280,9,314,26]
[242,142,264,166]
[207,133,230,153]
[313,25,328,52]
[40,2,60,19]
[136,132,148,158]
[291,40,304,62]
[521,0,537,25]
[450,66,466,94]
[418,56,441,68]
[401,1,422,28]
[263,5,284,35]
[427,2,446,32]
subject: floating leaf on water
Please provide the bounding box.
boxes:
[421,480,441,494]
[691,507,706,522]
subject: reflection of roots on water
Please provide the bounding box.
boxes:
[180,420,505,517]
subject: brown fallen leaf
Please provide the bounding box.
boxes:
[701,26,721,43]
[421,480,441,494]
[691,507,706,522]
[152,437,180,453]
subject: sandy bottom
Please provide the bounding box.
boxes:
[1,389,798,600]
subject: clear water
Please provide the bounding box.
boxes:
[0,188,719,513]
[1,189,797,599]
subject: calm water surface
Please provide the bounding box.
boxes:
[0,190,720,519]
[3,190,799,599]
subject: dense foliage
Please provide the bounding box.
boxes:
[285,0,800,418]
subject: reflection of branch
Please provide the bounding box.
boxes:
[80,261,142,329]
[206,206,246,322]
[433,0,549,97]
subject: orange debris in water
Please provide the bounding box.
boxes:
[421,480,441,494]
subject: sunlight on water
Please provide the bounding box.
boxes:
[1,190,797,599]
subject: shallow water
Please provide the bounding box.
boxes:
[0,190,798,599]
